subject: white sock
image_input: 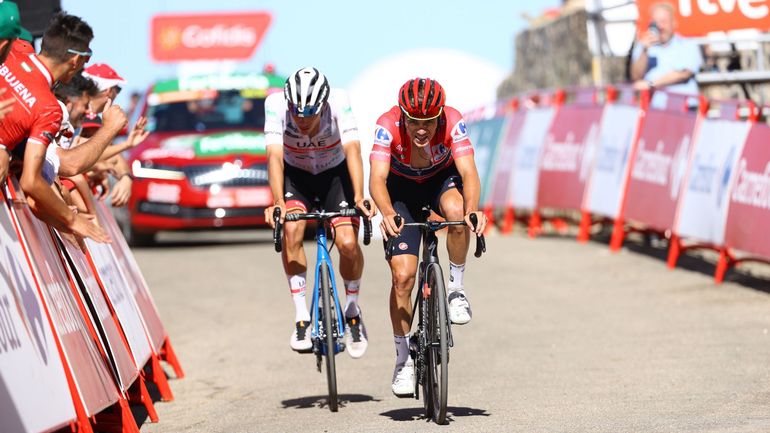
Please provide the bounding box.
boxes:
[344,279,360,318]
[448,261,465,291]
[394,335,410,366]
[288,273,310,322]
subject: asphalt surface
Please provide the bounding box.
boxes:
[136,229,770,433]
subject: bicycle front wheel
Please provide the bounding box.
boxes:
[425,263,449,424]
[319,262,338,412]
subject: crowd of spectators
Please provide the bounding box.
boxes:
[0,5,148,247]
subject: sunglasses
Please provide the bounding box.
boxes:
[289,102,321,118]
[67,48,92,62]
[401,106,443,121]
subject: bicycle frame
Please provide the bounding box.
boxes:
[413,229,454,349]
[309,223,345,356]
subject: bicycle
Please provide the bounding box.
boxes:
[384,208,485,424]
[272,201,372,412]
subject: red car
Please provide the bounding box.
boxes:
[124,72,285,245]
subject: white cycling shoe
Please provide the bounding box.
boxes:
[290,320,313,352]
[344,314,368,359]
[448,291,472,325]
[391,358,415,397]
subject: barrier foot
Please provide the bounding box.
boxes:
[667,235,681,269]
[148,352,175,402]
[577,211,591,243]
[501,207,515,235]
[129,374,159,423]
[160,336,185,379]
[93,398,140,433]
[527,211,541,238]
[609,218,625,252]
[715,248,732,284]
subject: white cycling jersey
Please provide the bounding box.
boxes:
[264,88,359,175]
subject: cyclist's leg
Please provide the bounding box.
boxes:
[435,168,472,324]
[325,162,363,318]
[283,165,313,350]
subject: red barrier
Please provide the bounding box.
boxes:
[622,107,698,235]
[0,189,77,433]
[6,182,121,429]
[720,123,770,281]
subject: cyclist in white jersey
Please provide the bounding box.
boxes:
[264,67,377,358]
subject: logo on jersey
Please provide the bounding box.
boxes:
[398,242,408,251]
[374,126,392,144]
[451,120,468,143]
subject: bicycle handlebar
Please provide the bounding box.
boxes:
[272,201,373,253]
[384,214,486,260]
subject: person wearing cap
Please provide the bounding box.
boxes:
[0,12,119,243]
[81,62,136,207]
[0,1,21,123]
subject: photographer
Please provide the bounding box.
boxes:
[630,2,702,106]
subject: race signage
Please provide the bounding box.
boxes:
[510,107,556,210]
[584,104,641,219]
[0,194,75,433]
[151,12,272,62]
[636,0,770,36]
[487,110,527,208]
[723,124,770,257]
[624,109,697,231]
[537,104,603,211]
[467,114,508,205]
[674,118,751,244]
[9,189,119,416]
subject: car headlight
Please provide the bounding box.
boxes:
[132,160,186,180]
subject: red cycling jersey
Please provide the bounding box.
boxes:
[370,105,473,183]
[0,42,61,151]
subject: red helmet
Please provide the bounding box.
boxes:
[398,78,445,120]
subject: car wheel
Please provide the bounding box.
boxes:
[123,224,156,247]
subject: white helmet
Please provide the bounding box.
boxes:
[284,67,330,117]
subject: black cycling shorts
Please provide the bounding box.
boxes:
[284,161,357,228]
[387,164,463,257]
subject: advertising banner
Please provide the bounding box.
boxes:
[86,239,153,368]
[674,119,751,244]
[58,232,140,392]
[624,109,697,231]
[0,195,75,433]
[467,115,508,206]
[584,104,641,218]
[487,110,527,208]
[151,12,272,62]
[723,124,770,257]
[97,202,167,351]
[9,192,119,416]
[636,0,770,36]
[536,104,603,211]
[510,107,556,210]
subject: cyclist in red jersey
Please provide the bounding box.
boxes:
[0,13,123,243]
[369,78,487,397]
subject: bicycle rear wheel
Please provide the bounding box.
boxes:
[319,262,338,412]
[425,263,449,424]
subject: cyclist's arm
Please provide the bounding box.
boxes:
[454,154,481,214]
[267,144,284,206]
[370,158,401,237]
[342,139,365,203]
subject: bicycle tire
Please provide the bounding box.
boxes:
[319,262,339,412]
[425,263,449,424]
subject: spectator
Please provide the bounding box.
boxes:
[0,1,21,121]
[0,12,118,242]
[630,2,702,107]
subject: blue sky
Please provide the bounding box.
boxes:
[61,0,559,106]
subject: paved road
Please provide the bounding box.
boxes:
[137,230,770,433]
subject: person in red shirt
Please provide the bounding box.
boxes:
[369,78,487,397]
[0,13,124,242]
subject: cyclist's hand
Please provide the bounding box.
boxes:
[265,201,286,229]
[355,198,378,218]
[464,211,487,236]
[380,213,402,239]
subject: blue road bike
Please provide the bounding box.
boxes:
[272,202,372,412]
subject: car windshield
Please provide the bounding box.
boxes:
[146,89,266,133]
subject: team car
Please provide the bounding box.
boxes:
[124,71,284,245]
